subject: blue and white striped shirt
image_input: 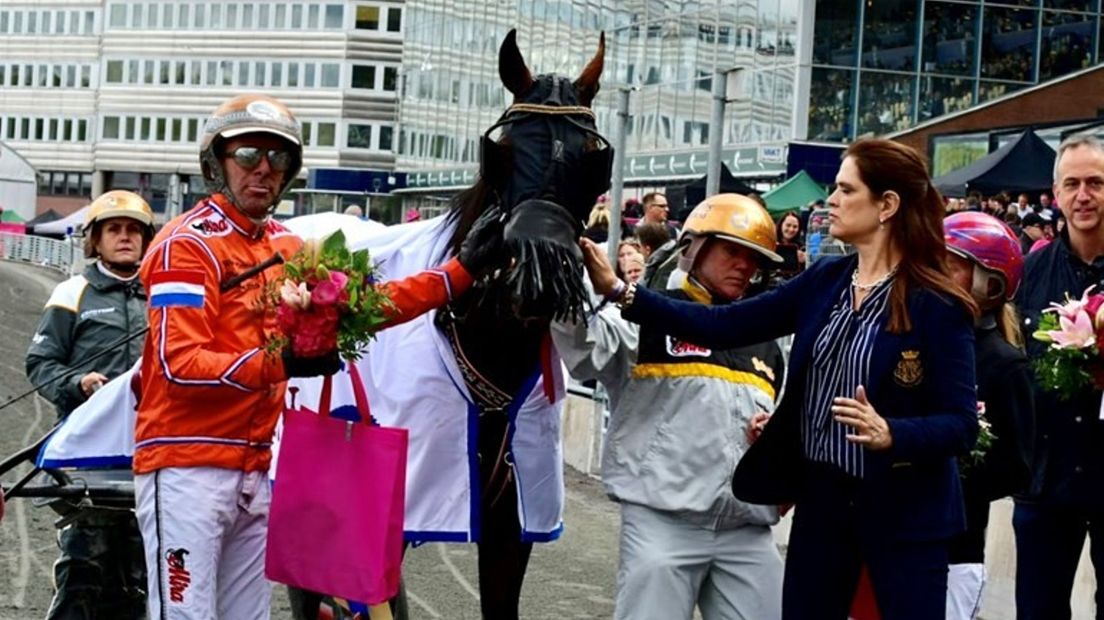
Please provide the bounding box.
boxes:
[802,272,894,478]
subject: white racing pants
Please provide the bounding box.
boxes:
[615,502,783,620]
[135,467,272,620]
[946,563,986,620]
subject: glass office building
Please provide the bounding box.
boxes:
[400,0,1104,192]
[811,0,1102,142]
[398,0,802,185]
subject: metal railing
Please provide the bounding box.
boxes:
[0,233,82,276]
[806,208,855,264]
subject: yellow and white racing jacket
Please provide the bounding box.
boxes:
[551,282,786,529]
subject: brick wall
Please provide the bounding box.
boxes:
[36,196,87,217]
[894,66,1104,156]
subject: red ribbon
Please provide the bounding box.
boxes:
[540,331,556,404]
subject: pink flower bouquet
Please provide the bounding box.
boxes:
[1032,286,1104,396]
[268,230,393,361]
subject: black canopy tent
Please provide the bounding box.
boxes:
[26,209,61,227]
[933,129,1056,198]
[667,163,757,221]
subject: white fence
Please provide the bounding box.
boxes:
[0,233,81,276]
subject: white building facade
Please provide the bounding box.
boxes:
[0,0,405,216]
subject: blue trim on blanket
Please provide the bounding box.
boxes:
[467,399,482,543]
[402,526,562,544]
[509,369,542,540]
[403,530,472,543]
[34,427,61,465]
[521,522,564,543]
[36,455,133,469]
[34,416,133,469]
[435,351,483,544]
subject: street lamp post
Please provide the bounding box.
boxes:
[706,67,741,197]
[607,86,632,267]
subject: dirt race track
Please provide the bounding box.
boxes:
[0,260,619,619]
[0,261,63,619]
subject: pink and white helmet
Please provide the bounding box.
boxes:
[943,211,1024,301]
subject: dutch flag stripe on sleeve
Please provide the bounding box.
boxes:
[150,270,206,309]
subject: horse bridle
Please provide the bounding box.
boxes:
[479,91,614,222]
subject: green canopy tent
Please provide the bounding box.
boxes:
[763,170,827,218]
[0,209,26,223]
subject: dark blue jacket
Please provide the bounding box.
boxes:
[1016,231,1104,510]
[623,255,978,541]
[950,318,1035,564]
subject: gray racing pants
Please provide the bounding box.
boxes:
[615,502,783,620]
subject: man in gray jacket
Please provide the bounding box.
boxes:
[554,194,787,620]
[25,190,153,619]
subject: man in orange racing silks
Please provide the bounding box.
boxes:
[133,93,504,620]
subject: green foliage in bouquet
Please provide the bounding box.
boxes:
[1031,311,1095,398]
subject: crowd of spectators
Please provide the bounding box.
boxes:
[807,4,1104,142]
[1039,28,1092,78]
[809,70,852,141]
[943,190,1061,257]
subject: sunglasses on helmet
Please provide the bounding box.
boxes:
[226,146,293,172]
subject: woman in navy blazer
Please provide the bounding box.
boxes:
[582,139,979,619]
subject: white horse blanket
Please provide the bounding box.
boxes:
[37,213,566,542]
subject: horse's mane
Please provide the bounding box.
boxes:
[445,178,493,257]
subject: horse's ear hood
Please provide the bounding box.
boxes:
[574,32,605,106]
[499,29,535,98]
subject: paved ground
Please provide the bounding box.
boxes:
[0,260,620,619]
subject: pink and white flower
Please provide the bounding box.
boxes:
[1042,309,1097,349]
[311,270,350,308]
[280,280,311,310]
[1032,285,1104,396]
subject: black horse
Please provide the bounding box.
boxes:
[438,28,611,618]
[290,29,612,620]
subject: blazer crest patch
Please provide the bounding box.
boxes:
[893,350,923,387]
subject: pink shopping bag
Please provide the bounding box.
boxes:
[266,364,407,605]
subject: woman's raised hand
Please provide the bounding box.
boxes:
[579,238,622,298]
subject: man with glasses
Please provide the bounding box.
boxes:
[133,93,310,620]
[133,94,505,619]
[634,191,678,239]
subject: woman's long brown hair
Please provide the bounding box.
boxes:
[845,139,979,333]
